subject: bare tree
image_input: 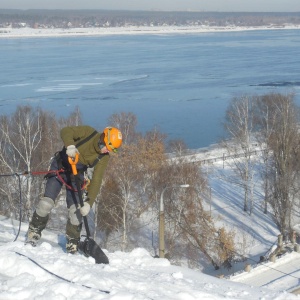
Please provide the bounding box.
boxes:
[0,118,23,218]
[108,112,138,145]
[157,160,236,269]
[260,93,300,234]
[167,139,188,156]
[97,127,166,251]
[222,95,257,214]
[0,105,83,222]
[95,176,123,247]
[97,111,236,268]
[253,94,278,214]
[102,144,141,251]
[0,106,44,219]
[58,106,82,128]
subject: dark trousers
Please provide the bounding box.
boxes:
[44,157,85,208]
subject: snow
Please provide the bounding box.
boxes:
[0,24,300,39]
[1,145,300,299]
[0,217,297,300]
[1,22,300,299]
[231,252,300,291]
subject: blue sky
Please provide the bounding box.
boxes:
[1,0,300,12]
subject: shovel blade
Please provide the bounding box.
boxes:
[78,238,109,264]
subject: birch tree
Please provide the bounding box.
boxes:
[97,129,166,251]
[253,94,278,214]
[222,95,257,214]
[261,93,300,234]
[108,112,138,145]
[0,105,83,221]
[0,106,44,219]
[167,139,188,156]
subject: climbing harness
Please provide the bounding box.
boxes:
[0,130,101,242]
[0,167,87,243]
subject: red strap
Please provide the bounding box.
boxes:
[30,169,65,176]
[55,170,88,192]
[30,169,87,192]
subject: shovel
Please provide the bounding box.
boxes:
[68,153,109,264]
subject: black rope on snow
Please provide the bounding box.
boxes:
[5,170,296,286]
[14,251,110,294]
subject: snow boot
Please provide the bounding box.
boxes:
[65,219,82,254]
[66,236,80,254]
[25,211,49,246]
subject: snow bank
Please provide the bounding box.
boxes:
[0,216,296,299]
[1,25,300,39]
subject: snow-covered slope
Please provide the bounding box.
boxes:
[0,216,297,300]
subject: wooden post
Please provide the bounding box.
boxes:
[159,210,165,258]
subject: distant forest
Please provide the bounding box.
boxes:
[1,10,300,28]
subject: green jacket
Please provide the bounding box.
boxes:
[60,125,110,207]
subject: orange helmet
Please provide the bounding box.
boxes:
[103,127,122,152]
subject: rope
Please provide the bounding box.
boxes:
[0,168,88,191]
[32,169,88,192]
[14,251,110,294]
[0,168,87,242]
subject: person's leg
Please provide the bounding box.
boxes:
[65,172,84,253]
[26,159,63,245]
[65,215,82,253]
[27,197,54,243]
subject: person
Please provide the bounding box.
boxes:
[25,125,122,253]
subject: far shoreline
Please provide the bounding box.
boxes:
[1,24,300,39]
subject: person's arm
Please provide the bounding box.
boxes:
[85,154,110,207]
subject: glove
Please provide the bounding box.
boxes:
[66,145,79,158]
[80,202,90,216]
